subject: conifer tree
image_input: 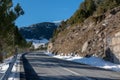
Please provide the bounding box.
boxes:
[0,0,25,62]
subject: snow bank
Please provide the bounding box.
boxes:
[45,52,120,72]
[8,54,22,80]
[0,64,9,73]
[0,56,13,74]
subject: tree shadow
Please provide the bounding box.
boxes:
[38,75,120,80]
[21,53,40,80]
[26,53,113,72]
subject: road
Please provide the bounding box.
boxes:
[20,51,120,80]
[0,73,4,79]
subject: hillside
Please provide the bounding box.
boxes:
[19,22,58,40]
[48,0,120,64]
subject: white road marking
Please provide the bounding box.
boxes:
[62,67,94,80]
[62,68,80,75]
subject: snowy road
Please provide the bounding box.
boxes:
[21,51,120,80]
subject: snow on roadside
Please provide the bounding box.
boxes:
[8,62,19,80]
[8,54,22,80]
[0,56,13,74]
[45,51,120,72]
[0,64,9,73]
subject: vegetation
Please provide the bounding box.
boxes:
[52,21,67,42]
[0,0,30,62]
[68,0,120,25]
[95,0,120,15]
[67,0,96,24]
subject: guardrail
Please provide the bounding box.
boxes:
[0,54,17,80]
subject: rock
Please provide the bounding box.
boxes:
[108,31,120,63]
[82,41,88,53]
[47,42,53,52]
[96,30,99,34]
[115,32,120,37]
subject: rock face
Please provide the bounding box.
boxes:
[82,41,88,53]
[109,32,120,63]
[48,6,120,63]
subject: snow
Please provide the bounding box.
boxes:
[26,38,49,43]
[26,38,49,49]
[8,54,22,80]
[53,20,62,26]
[0,64,9,73]
[0,56,13,74]
[45,51,120,72]
[53,19,66,26]
[8,62,19,80]
[53,20,62,23]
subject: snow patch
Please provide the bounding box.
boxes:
[45,51,120,72]
[0,56,13,74]
[0,64,9,73]
[8,54,22,80]
[53,19,66,26]
[26,38,49,49]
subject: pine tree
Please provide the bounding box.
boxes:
[0,0,25,62]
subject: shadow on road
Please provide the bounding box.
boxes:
[26,53,113,72]
[38,75,119,80]
[21,53,40,80]
[20,52,120,80]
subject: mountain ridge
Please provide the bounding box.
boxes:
[19,22,58,40]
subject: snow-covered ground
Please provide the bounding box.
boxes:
[26,38,49,49]
[45,51,120,72]
[8,62,18,80]
[8,55,21,80]
[0,64,9,73]
[0,54,21,80]
[0,56,13,74]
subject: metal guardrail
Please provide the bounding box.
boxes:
[0,54,17,80]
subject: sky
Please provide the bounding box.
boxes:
[13,0,83,27]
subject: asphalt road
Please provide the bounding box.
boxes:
[21,51,120,80]
[0,73,3,79]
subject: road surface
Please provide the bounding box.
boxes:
[0,73,4,79]
[20,51,120,80]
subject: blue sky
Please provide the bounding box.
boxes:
[13,0,83,27]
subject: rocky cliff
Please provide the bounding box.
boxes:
[48,6,120,64]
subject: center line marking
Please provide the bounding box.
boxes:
[62,68,94,80]
[62,68,80,76]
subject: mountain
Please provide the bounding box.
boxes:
[19,22,58,40]
[48,0,120,64]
